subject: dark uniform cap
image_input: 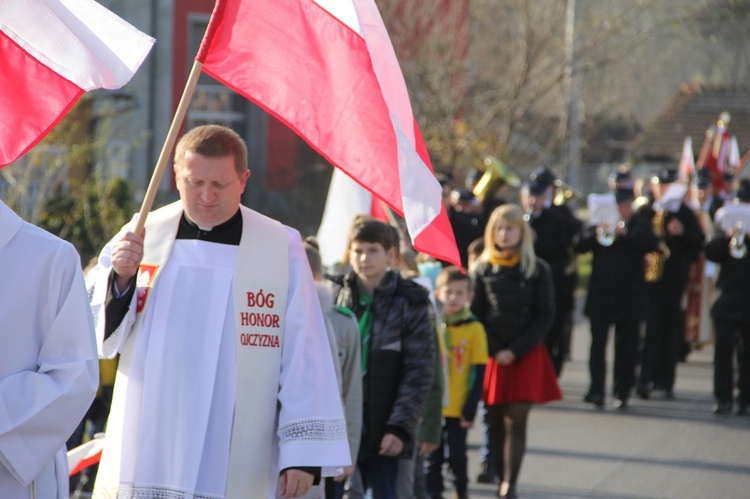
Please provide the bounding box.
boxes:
[529,167,557,186]
[528,167,557,194]
[655,168,678,185]
[615,187,635,203]
[613,170,634,190]
[451,188,476,203]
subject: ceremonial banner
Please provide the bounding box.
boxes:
[0,0,154,167]
[316,168,390,267]
[678,137,695,182]
[67,436,104,477]
[196,0,460,267]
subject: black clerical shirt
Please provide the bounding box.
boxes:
[104,209,243,337]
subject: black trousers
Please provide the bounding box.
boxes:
[545,298,573,376]
[588,317,640,400]
[713,317,750,404]
[640,284,683,391]
[426,417,468,497]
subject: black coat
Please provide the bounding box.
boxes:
[449,208,486,268]
[334,270,434,458]
[578,213,659,322]
[529,205,583,311]
[470,257,555,359]
[705,234,750,323]
[638,202,704,291]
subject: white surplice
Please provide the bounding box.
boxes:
[89,204,349,499]
[0,200,99,498]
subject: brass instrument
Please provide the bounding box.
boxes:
[645,209,670,282]
[473,156,521,202]
[596,218,624,247]
[729,221,747,259]
[553,179,583,206]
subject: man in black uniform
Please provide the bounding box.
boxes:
[523,167,583,375]
[448,187,486,270]
[637,168,704,400]
[578,185,659,409]
[705,179,750,415]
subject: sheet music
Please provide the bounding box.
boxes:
[587,193,619,226]
[653,183,688,213]
[715,202,750,231]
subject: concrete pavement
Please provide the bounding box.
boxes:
[463,308,750,499]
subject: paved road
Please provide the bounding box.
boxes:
[464,306,750,499]
[71,305,750,499]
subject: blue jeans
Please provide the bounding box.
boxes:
[358,455,400,499]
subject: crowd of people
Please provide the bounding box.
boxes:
[6,122,750,499]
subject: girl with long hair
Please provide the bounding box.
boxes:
[471,204,562,498]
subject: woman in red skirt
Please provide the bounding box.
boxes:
[471,204,562,498]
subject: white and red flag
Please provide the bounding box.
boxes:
[67,435,104,477]
[197,0,460,266]
[0,0,155,168]
[677,136,695,182]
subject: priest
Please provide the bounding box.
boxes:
[0,199,99,497]
[89,125,350,498]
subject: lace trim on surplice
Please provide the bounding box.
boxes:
[278,417,347,443]
[102,482,223,499]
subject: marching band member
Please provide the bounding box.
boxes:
[637,168,704,400]
[705,179,750,415]
[579,182,658,409]
[684,169,718,347]
[522,167,583,375]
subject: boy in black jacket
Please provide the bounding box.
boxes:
[335,217,434,499]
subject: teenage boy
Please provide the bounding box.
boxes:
[427,266,488,499]
[334,217,435,499]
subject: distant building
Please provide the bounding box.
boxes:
[630,84,750,179]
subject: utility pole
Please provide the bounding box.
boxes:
[560,0,581,189]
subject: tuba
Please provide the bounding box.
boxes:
[644,209,670,282]
[473,156,521,202]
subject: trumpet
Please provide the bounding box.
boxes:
[473,156,521,202]
[595,218,624,247]
[729,221,747,259]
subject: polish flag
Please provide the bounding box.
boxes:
[67,435,104,476]
[197,0,460,267]
[0,0,155,168]
[677,136,695,182]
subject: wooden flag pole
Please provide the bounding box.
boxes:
[695,130,712,170]
[133,60,203,235]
